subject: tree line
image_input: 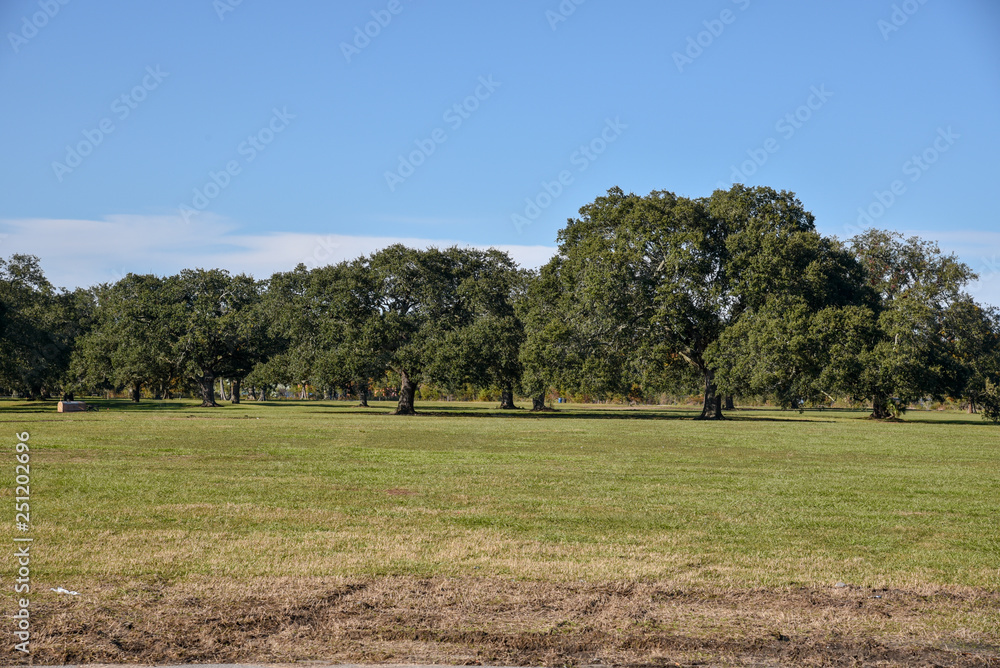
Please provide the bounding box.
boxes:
[2,185,998,422]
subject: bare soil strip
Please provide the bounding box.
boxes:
[18,577,1000,667]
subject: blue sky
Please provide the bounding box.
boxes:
[2,0,999,304]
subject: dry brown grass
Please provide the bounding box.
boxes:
[18,576,1000,667]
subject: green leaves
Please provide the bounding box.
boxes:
[981,380,1000,424]
[547,184,863,415]
[7,187,995,420]
[842,230,980,415]
[266,246,525,412]
[0,255,86,398]
[72,269,276,403]
[942,298,1000,419]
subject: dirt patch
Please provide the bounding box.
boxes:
[19,577,1000,667]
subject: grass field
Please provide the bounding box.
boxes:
[2,398,998,666]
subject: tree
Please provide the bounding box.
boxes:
[468,254,527,410]
[348,246,443,415]
[557,187,730,415]
[73,270,276,406]
[349,245,523,415]
[943,297,1000,414]
[705,227,868,410]
[244,353,291,401]
[704,186,870,412]
[553,184,841,419]
[306,260,387,406]
[0,255,88,399]
[841,230,976,419]
[170,269,275,407]
[518,262,571,410]
[708,295,834,408]
[262,264,318,400]
[222,280,283,404]
[425,250,526,409]
[72,274,177,402]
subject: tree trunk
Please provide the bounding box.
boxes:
[968,399,978,414]
[724,395,735,411]
[231,378,241,404]
[199,373,220,407]
[218,378,228,401]
[870,393,892,420]
[393,369,417,415]
[358,386,369,408]
[499,384,517,410]
[257,385,268,401]
[131,382,141,403]
[697,369,725,420]
[531,393,555,411]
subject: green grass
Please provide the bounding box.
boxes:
[2,398,998,588]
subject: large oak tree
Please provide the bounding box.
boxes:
[552,184,853,418]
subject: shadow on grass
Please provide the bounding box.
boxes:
[86,400,194,412]
[890,416,999,427]
[1,399,201,413]
[305,406,841,423]
[0,401,64,414]
[423,411,839,423]
[5,398,987,426]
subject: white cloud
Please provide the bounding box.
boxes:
[0,215,558,289]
